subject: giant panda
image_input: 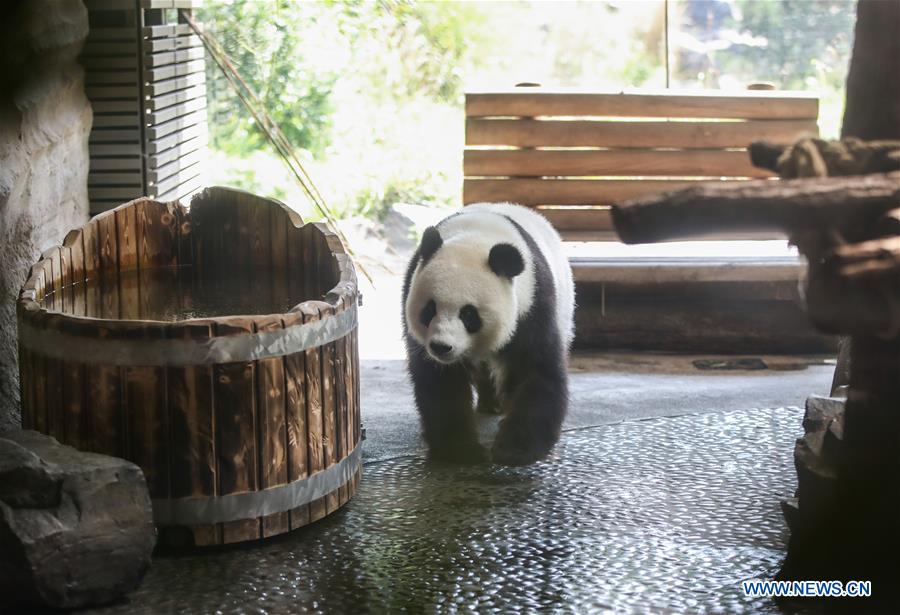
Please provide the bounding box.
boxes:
[402,202,575,466]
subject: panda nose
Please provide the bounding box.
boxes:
[429,341,453,356]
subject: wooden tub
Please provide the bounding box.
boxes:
[16,187,361,546]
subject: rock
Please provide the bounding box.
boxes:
[0,430,156,610]
[0,0,91,432]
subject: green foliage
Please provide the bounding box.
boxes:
[198,0,335,157]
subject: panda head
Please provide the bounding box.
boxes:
[405,225,525,364]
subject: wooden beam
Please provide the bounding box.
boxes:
[463,178,722,206]
[466,89,819,120]
[464,149,773,178]
[467,118,818,149]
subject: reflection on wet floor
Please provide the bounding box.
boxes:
[91,407,800,614]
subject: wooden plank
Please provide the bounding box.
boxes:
[255,316,289,537]
[44,356,64,441]
[537,207,614,232]
[86,362,123,457]
[82,221,102,316]
[463,149,773,179]
[61,361,86,450]
[97,213,120,319]
[320,304,339,514]
[463,178,721,206]
[124,343,169,498]
[300,304,327,522]
[65,229,87,316]
[167,320,218,546]
[336,305,351,507]
[137,200,179,269]
[283,316,310,529]
[213,318,261,543]
[80,55,141,69]
[30,353,48,434]
[571,256,803,284]
[116,204,140,320]
[466,118,819,148]
[465,89,819,120]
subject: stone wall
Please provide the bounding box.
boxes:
[0,0,91,431]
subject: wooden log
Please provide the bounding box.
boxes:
[466,89,819,120]
[464,149,772,179]
[466,118,817,149]
[612,172,900,244]
[255,316,289,537]
[213,317,260,544]
[829,236,900,280]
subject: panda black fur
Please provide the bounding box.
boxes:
[402,203,575,465]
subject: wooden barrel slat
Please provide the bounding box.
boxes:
[97,213,120,319]
[17,187,359,547]
[61,361,86,451]
[166,319,217,546]
[320,302,339,515]
[213,317,261,544]
[282,311,311,529]
[300,303,327,523]
[255,315,289,538]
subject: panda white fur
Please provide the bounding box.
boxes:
[402,202,575,465]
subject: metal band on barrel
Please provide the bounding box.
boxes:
[152,443,362,526]
[17,304,357,366]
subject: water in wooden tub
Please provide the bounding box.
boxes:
[38,266,308,321]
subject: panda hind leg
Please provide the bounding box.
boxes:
[491,367,567,466]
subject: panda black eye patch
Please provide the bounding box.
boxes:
[420,299,436,327]
[459,304,482,333]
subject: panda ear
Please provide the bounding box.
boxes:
[488,243,524,278]
[419,226,443,262]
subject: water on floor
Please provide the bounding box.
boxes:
[90,407,801,614]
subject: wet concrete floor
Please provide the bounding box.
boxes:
[91,354,833,614]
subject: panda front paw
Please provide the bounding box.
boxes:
[427,440,490,465]
[491,423,555,466]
